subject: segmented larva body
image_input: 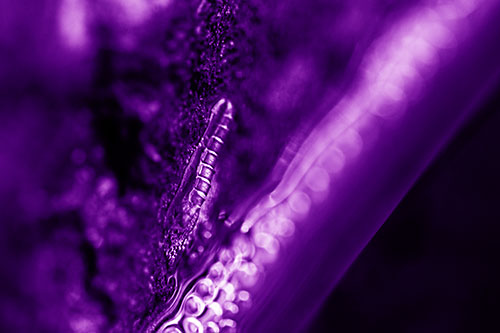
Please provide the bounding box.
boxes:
[188,98,234,209]
[163,98,235,272]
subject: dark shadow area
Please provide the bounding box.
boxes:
[310,88,500,333]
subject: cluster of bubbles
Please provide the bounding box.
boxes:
[158,143,341,332]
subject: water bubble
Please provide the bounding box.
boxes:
[209,262,226,281]
[219,319,236,332]
[206,321,220,333]
[238,290,250,302]
[318,146,345,174]
[218,248,235,265]
[336,128,363,159]
[304,166,330,193]
[253,232,280,255]
[222,282,236,302]
[254,214,273,235]
[208,302,223,317]
[287,191,311,216]
[184,295,205,316]
[232,235,255,259]
[235,262,259,287]
[183,317,204,333]
[223,302,239,314]
[276,217,295,238]
[196,278,215,299]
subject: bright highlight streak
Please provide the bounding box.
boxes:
[59,0,87,49]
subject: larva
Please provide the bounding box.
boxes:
[161,98,235,276]
[188,98,234,209]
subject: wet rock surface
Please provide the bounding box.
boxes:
[1,0,472,332]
